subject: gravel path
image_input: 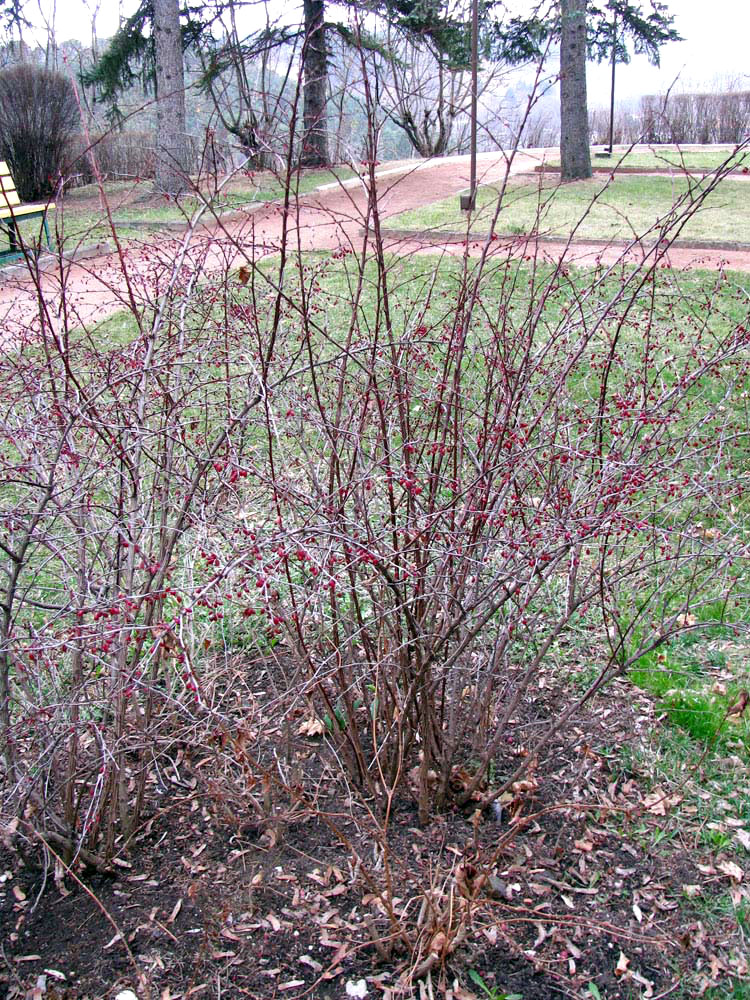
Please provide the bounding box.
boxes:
[1,150,748,340]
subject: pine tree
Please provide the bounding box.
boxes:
[301,0,328,167]
[560,0,591,181]
[153,0,187,194]
[495,1,681,181]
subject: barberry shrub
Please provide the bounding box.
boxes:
[0,95,748,866]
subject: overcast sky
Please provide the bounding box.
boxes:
[585,0,750,103]
[25,0,750,105]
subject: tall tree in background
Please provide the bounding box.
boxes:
[296,0,476,165]
[82,0,202,184]
[496,1,681,181]
[301,0,328,165]
[153,0,187,193]
[86,0,475,171]
[560,0,590,180]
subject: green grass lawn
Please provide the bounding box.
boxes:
[387,172,750,244]
[543,144,750,172]
[630,616,750,758]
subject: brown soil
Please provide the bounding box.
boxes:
[1,668,745,1000]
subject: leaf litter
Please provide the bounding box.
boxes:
[1,658,749,999]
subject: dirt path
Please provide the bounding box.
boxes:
[2,150,749,339]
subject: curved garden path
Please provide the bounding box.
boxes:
[1,149,749,340]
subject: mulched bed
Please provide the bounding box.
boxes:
[1,672,747,1000]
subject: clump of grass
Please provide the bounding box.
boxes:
[630,611,750,758]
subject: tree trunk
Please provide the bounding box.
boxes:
[153,0,188,194]
[559,0,591,181]
[301,0,329,167]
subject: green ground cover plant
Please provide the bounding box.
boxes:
[630,622,750,757]
[388,171,750,244]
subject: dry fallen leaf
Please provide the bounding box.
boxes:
[483,926,498,945]
[565,938,581,959]
[615,951,630,977]
[455,861,479,899]
[654,894,679,912]
[730,884,745,906]
[717,860,744,882]
[677,612,698,626]
[297,716,325,737]
[428,930,449,956]
[299,955,322,973]
[726,690,749,719]
[260,826,279,849]
[642,787,681,816]
[709,954,727,978]
[629,970,654,997]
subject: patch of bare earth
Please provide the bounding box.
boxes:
[2,660,747,1000]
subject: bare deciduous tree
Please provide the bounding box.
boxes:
[198,8,299,171]
[375,27,504,159]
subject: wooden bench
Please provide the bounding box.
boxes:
[0,160,55,262]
